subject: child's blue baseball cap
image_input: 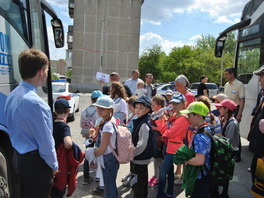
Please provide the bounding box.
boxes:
[170,93,186,103]
[91,90,104,99]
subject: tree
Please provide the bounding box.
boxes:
[196,34,215,50]
[139,45,165,81]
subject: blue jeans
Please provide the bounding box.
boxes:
[157,153,174,198]
[102,153,119,198]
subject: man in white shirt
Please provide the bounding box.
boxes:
[124,70,143,95]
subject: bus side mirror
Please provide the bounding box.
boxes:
[51,19,64,48]
[215,35,227,57]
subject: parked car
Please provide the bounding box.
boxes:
[52,80,80,121]
[189,82,219,99]
[156,84,178,95]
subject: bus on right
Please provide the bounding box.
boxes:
[215,0,264,138]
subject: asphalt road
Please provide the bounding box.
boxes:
[67,93,255,198]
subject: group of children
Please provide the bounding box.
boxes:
[76,83,240,198]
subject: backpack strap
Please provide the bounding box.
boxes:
[221,118,233,136]
[109,123,119,158]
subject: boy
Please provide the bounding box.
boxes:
[148,94,166,188]
[131,96,153,198]
[180,102,211,198]
[51,98,73,197]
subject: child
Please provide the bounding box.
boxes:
[135,80,147,97]
[148,94,166,188]
[131,96,153,198]
[215,99,240,197]
[197,95,222,136]
[51,98,73,197]
[91,96,120,198]
[164,90,173,106]
[180,102,212,198]
[80,90,103,185]
[155,93,189,198]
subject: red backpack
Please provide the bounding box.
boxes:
[109,123,135,164]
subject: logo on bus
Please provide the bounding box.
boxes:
[0,32,12,75]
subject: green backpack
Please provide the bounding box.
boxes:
[203,131,235,186]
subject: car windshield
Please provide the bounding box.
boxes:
[52,84,66,93]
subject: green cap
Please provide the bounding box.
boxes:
[180,102,209,117]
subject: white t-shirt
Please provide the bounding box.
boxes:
[135,88,147,98]
[113,97,128,116]
[101,117,117,155]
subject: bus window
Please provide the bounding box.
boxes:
[0,0,27,38]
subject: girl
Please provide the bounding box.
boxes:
[155,93,189,198]
[110,82,128,125]
[90,96,120,198]
[215,99,240,198]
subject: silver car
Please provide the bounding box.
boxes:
[189,83,219,99]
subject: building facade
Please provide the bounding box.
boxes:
[68,0,144,92]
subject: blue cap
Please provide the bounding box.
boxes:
[55,98,71,110]
[92,96,115,109]
[133,95,151,109]
[170,93,186,103]
[91,90,104,99]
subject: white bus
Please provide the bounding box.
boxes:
[215,0,264,138]
[0,0,64,197]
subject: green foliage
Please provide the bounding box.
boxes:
[52,73,60,80]
[66,68,72,78]
[138,34,236,85]
[139,45,165,81]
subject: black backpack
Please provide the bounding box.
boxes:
[203,131,235,186]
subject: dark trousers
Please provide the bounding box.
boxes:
[131,162,148,198]
[191,176,211,198]
[15,150,53,198]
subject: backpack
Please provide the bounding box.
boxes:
[109,123,135,164]
[203,131,235,186]
[80,107,96,129]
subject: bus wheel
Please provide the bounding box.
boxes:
[0,148,10,197]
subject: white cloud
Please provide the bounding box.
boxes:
[189,35,202,42]
[46,0,68,9]
[140,32,189,55]
[142,0,249,25]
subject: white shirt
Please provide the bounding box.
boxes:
[101,117,117,155]
[124,78,143,95]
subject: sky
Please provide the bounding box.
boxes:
[46,0,250,60]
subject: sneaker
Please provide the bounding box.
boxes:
[148,177,159,188]
[82,176,93,185]
[90,186,104,196]
[174,173,182,179]
[122,175,134,187]
[148,176,156,184]
[174,178,182,185]
[121,173,131,182]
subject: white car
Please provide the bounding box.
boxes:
[156,84,178,95]
[52,81,80,121]
[189,82,219,99]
